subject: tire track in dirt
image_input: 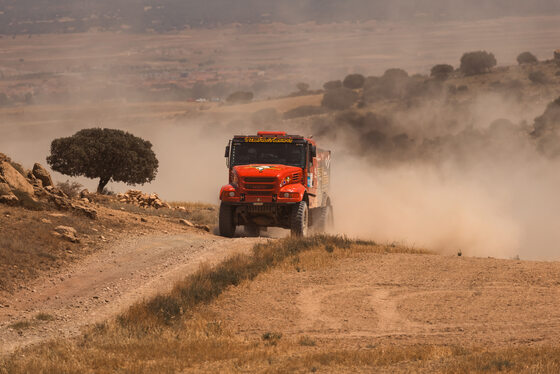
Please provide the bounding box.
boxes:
[0,231,267,355]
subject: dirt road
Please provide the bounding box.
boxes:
[0,232,266,354]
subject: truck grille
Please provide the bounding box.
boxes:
[244,177,276,183]
[245,184,274,190]
[291,173,301,183]
[246,191,273,196]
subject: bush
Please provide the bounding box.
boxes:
[47,128,159,194]
[226,91,253,104]
[296,82,309,92]
[283,105,326,119]
[528,71,548,84]
[56,180,83,198]
[321,88,359,110]
[362,69,409,102]
[460,51,497,76]
[342,74,365,89]
[383,68,409,81]
[323,80,342,90]
[517,52,538,65]
[430,64,454,80]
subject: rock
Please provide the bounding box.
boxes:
[73,205,97,219]
[179,219,194,227]
[195,224,211,232]
[41,218,52,224]
[176,206,187,212]
[32,163,53,187]
[54,225,79,243]
[0,191,18,205]
[0,161,40,208]
[140,217,148,222]
[79,189,90,199]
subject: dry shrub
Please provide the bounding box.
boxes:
[56,180,83,198]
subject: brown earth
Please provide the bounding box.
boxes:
[0,230,266,355]
[209,249,560,350]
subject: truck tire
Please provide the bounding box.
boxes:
[219,203,236,237]
[290,200,309,237]
[322,203,334,232]
[314,198,333,233]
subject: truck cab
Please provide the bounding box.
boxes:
[219,131,332,237]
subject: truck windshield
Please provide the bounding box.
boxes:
[231,142,306,168]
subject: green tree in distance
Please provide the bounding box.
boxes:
[47,128,159,193]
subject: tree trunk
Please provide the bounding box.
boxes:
[97,177,110,194]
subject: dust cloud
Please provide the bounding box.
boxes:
[317,93,560,261]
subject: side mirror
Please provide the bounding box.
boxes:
[224,145,230,158]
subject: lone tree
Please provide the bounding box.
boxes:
[460,51,497,76]
[47,128,159,194]
[517,51,538,65]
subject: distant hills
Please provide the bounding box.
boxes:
[1,0,559,34]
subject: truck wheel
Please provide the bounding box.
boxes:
[219,203,236,237]
[244,224,260,237]
[290,201,309,237]
[315,199,334,233]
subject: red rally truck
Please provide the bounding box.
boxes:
[219,131,333,237]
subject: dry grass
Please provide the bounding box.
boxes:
[98,198,218,226]
[2,236,560,373]
[280,240,430,272]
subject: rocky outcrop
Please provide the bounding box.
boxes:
[0,154,97,219]
[32,163,53,187]
[0,160,40,208]
[117,190,171,209]
[0,180,18,205]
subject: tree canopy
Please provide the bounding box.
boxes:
[47,128,159,193]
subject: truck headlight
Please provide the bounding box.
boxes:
[228,191,235,197]
[283,192,290,198]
